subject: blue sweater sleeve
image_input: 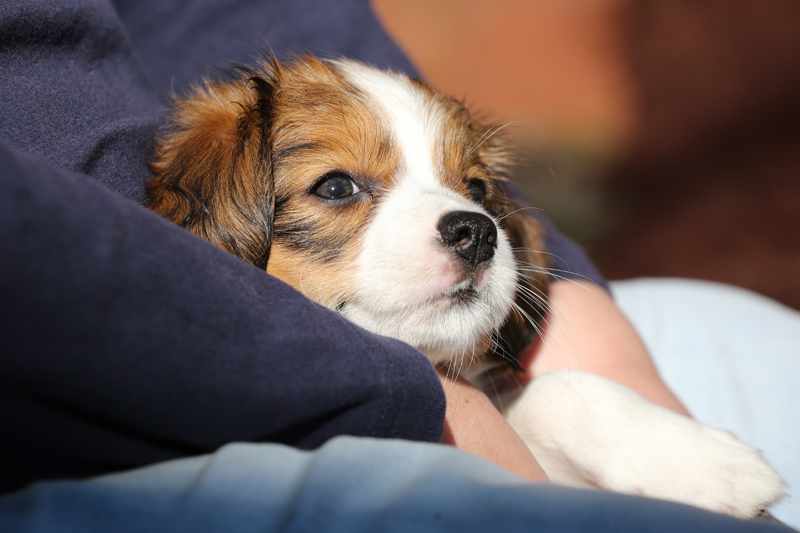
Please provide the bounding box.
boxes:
[0,0,444,494]
[0,140,445,493]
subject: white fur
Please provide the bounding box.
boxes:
[336,61,517,364]
[504,371,785,518]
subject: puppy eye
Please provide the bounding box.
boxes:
[467,179,487,205]
[313,173,361,199]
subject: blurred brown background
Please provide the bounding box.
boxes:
[373,0,800,310]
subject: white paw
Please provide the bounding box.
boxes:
[504,370,786,518]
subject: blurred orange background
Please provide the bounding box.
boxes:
[373,0,800,310]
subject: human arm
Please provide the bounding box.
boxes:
[438,371,548,482]
[524,280,690,416]
[0,140,445,493]
[500,186,688,414]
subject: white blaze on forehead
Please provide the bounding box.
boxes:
[334,60,445,189]
[331,60,517,364]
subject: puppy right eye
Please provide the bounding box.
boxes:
[466,179,487,206]
[313,173,361,199]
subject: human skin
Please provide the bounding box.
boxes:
[438,370,549,482]
[439,279,689,481]
[525,280,690,417]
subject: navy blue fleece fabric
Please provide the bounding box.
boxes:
[0,0,604,494]
[0,138,445,491]
[0,0,444,493]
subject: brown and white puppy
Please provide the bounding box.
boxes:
[147,55,785,518]
[147,55,548,368]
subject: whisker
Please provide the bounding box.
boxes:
[466,121,524,160]
[496,205,545,222]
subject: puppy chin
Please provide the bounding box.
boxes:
[340,286,511,366]
[342,250,518,367]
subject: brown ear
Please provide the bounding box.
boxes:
[147,67,277,270]
[490,206,550,368]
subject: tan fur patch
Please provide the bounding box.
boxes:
[265,57,400,308]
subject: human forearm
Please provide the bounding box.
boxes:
[438,370,548,482]
[523,280,690,416]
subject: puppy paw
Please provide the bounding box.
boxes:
[646,423,786,518]
[598,421,786,519]
[504,370,786,518]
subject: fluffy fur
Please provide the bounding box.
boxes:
[147,55,785,518]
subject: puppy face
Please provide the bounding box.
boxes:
[148,55,548,366]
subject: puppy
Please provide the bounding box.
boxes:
[147,54,785,518]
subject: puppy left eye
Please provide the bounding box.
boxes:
[467,179,487,205]
[314,173,361,199]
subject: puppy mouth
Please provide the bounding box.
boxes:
[427,279,480,307]
[336,280,480,318]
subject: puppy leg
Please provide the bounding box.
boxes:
[504,370,785,518]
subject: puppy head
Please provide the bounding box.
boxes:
[148,55,548,366]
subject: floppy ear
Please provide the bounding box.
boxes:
[147,67,277,270]
[490,206,550,368]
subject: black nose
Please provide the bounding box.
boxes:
[438,211,498,267]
